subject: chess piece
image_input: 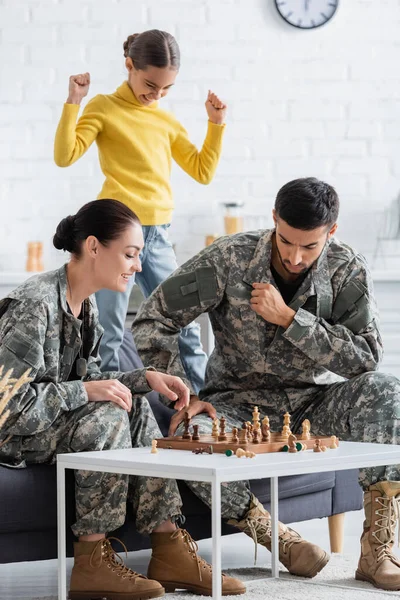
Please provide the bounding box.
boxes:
[236,448,246,458]
[193,447,213,455]
[252,423,261,444]
[314,439,322,453]
[301,419,311,441]
[182,412,192,440]
[252,406,260,428]
[218,416,227,441]
[288,434,298,453]
[281,425,291,440]
[294,442,307,452]
[212,418,220,439]
[282,411,292,436]
[231,427,239,444]
[245,451,256,458]
[330,435,338,449]
[261,416,271,442]
[246,422,253,442]
[151,440,158,454]
[239,423,248,445]
[192,425,200,441]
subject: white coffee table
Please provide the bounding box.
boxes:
[57,441,400,600]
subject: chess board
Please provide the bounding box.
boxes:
[155,433,337,454]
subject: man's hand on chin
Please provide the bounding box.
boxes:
[168,394,217,436]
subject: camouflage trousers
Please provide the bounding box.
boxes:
[179,371,400,518]
[2,397,182,537]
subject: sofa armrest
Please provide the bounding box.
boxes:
[332,469,363,514]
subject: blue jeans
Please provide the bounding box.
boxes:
[95,225,207,394]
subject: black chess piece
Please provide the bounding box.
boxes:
[192,424,200,441]
[218,416,227,441]
[182,411,192,440]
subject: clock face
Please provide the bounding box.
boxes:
[275,0,339,29]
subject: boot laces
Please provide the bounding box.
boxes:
[89,537,146,581]
[244,515,302,565]
[172,529,212,582]
[372,496,400,563]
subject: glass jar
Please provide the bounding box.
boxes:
[222,202,244,235]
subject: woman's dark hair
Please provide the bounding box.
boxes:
[53,199,141,256]
[123,29,180,70]
[274,177,339,231]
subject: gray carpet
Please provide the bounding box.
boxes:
[28,554,399,599]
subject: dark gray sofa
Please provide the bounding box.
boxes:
[0,331,363,564]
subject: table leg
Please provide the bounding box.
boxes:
[57,462,67,600]
[271,476,279,578]
[211,477,222,600]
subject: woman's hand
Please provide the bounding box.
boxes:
[168,395,217,436]
[205,90,227,125]
[67,72,90,104]
[84,380,132,411]
[145,370,190,411]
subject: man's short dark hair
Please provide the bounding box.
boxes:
[274,177,339,230]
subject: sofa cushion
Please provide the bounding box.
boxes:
[0,464,63,534]
[178,472,335,519]
[119,328,144,372]
[251,472,335,504]
[0,461,335,535]
[332,468,363,513]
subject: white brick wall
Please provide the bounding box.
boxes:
[0,0,400,270]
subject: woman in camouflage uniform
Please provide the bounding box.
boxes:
[0,199,244,599]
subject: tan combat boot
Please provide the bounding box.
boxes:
[228,494,330,577]
[148,528,246,596]
[356,481,400,591]
[69,537,164,600]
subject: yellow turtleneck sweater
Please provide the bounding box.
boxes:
[54,81,225,225]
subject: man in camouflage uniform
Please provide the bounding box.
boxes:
[0,265,244,598]
[133,177,400,591]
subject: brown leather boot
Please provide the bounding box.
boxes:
[356,482,400,591]
[148,528,246,596]
[69,537,164,600]
[228,494,329,578]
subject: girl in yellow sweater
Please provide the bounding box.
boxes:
[54,29,226,392]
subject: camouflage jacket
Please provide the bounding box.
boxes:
[133,230,383,409]
[0,265,151,438]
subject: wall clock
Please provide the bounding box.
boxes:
[274,1,339,30]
